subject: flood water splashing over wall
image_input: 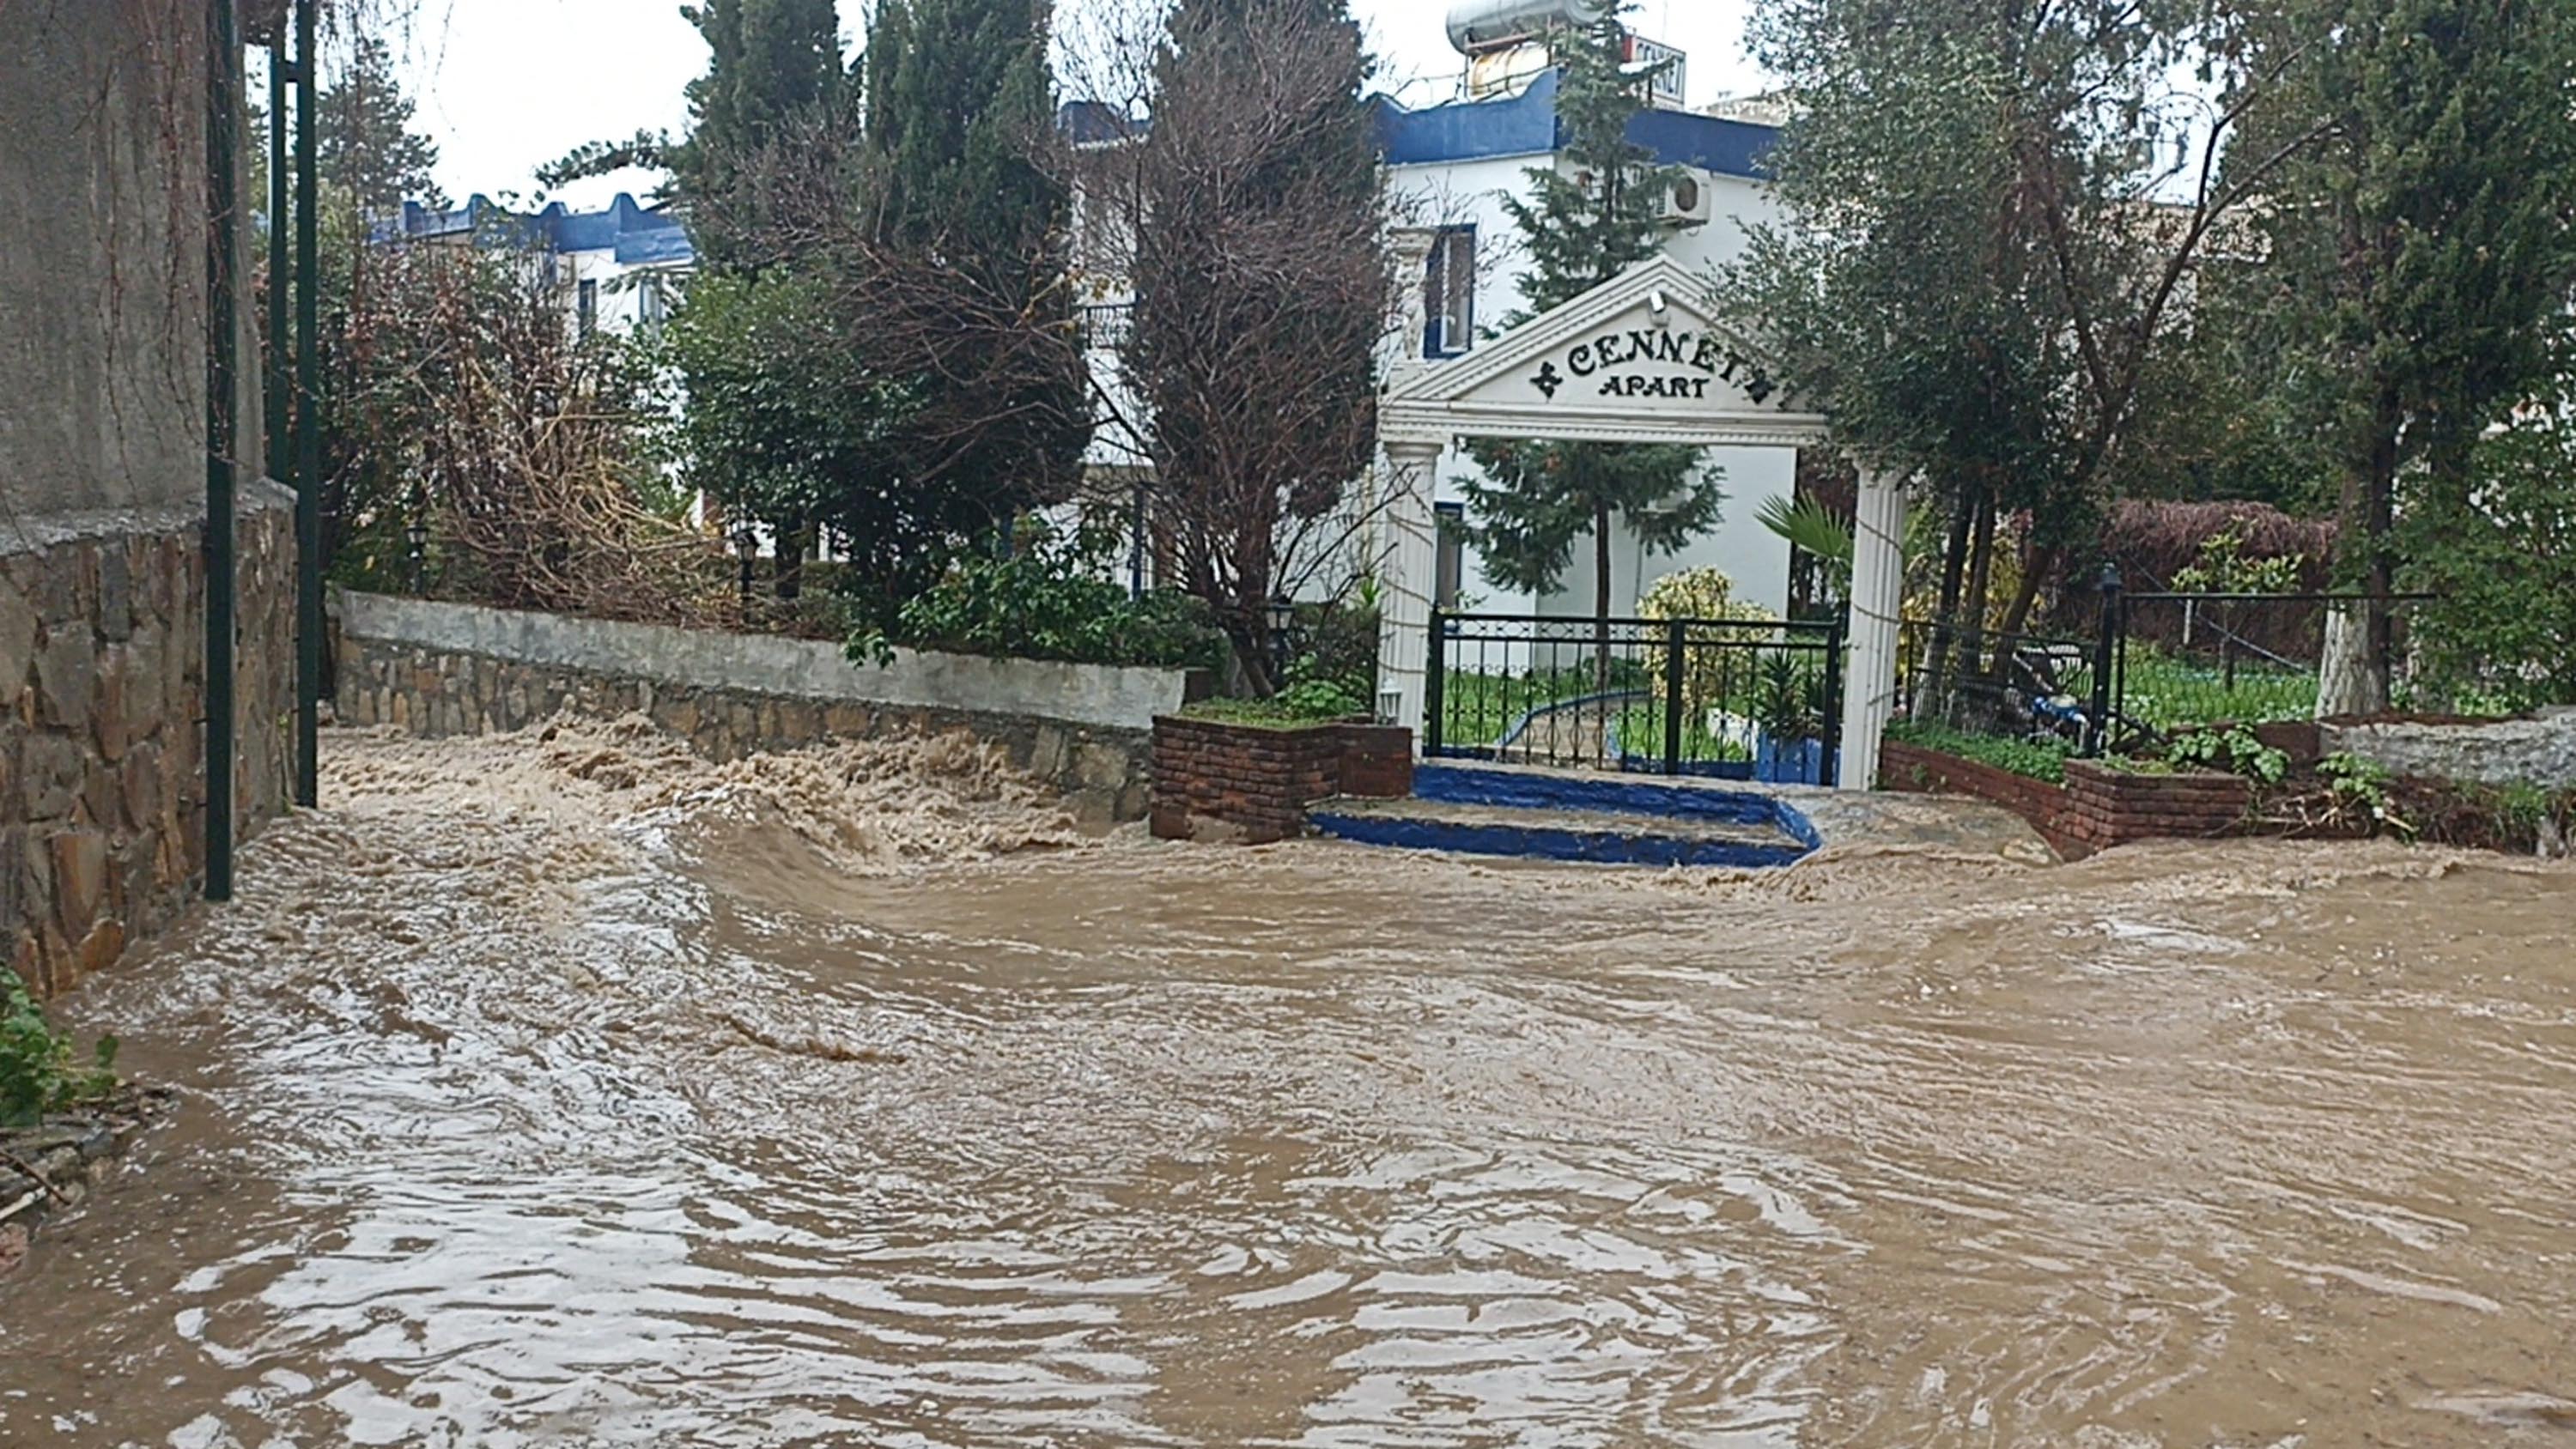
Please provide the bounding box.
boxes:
[5,718,2575,1446]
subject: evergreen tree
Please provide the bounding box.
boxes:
[316,36,445,213]
[668,0,849,269]
[844,0,1091,550]
[1461,7,1717,677]
[2221,0,2576,712]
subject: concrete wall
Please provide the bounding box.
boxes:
[0,0,262,518]
[3,2,294,998]
[336,593,1209,826]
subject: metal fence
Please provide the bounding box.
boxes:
[2111,591,2427,742]
[1897,591,2433,757]
[1425,611,1844,783]
[1898,620,2110,751]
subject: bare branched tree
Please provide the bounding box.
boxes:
[1067,0,1395,694]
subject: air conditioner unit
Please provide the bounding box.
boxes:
[1660,174,1712,227]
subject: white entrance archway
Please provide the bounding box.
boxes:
[1373,251,1906,789]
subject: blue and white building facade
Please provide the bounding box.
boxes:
[1373,66,1798,623]
[373,192,695,340]
[1073,8,1802,623]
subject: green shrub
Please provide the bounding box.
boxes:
[2164,724,2289,784]
[852,521,1224,671]
[2,974,118,1129]
[1887,718,2072,782]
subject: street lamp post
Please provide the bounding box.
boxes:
[404,488,429,597]
[732,525,761,625]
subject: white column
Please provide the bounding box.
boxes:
[1839,466,1907,789]
[1376,439,1443,749]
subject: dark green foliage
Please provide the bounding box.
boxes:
[852,521,1224,670]
[2399,391,2576,711]
[315,36,444,212]
[1723,0,2287,639]
[1463,6,1717,610]
[2,974,117,1130]
[659,271,920,610]
[1887,718,2072,783]
[851,0,1091,524]
[669,0,850,269]
[2216,0,2576,706]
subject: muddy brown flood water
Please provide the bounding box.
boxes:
[4,719,2575,1447]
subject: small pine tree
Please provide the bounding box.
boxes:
[312,36,446,212]
[1461,6,1720,682]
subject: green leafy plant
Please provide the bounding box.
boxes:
[2319,752,2415,839]
[2171,523,2306,595]
[2163,725,2290,785]
[1888,718,2072,783]
[2,975,118,1129]
[1751,651,1828,743]
[851,521,1224,671]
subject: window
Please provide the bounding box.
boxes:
[1424,227,1476,358]
[1435,501,1467,610]
[637,274,666,333]
[577,279,599,339]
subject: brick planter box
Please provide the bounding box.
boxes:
[1151,716,1413,845]
[2059,761,2252,853]
[1880,739,2250,859]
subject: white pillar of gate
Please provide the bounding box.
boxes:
[1377,439,1443,746]
[1838,465,1908,790]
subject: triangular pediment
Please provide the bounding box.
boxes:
[1384,255,1828,447]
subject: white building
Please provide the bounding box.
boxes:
[1074,0,1803,622]
[374,192,693,340]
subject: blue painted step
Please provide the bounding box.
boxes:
[1309,795,1813,869]
[1408,762,1824,852]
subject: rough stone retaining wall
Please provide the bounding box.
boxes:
[1880,740,2249,859]
[1151,717,1414,845]
[336,593,1204,827]
[5,498,297,998]
[2320,710,2576,790]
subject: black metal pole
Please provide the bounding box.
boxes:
[1424,609,1446,754]
[205,0,240,903]
[1662,618,1686,775]
[2088,567,2124,758]
[1823,620,1845,788]
[264,46,289,486]
[292,0,321,808]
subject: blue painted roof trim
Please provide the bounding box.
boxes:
[373,192,696,267]
[1374,70,1778,179]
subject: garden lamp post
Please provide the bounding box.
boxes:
[2088,562,2125,757]
[732,525,760,624]
[1267,593,1297,689]
[404,491,429,597]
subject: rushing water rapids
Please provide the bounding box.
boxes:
[4,718,2574,1447]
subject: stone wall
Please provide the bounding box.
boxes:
[4,496,297,997]
[335,594,1196,827]
[1150,717,1416,846]
[2320,711,2576,791]
[1880,740,2249,859]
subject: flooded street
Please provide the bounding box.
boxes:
[4,720,2574,1447]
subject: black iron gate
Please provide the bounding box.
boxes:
[1425,611,1844,784]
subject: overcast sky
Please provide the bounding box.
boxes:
[380,0,1767,212]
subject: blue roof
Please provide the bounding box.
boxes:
[373,193,696,267]
[1374,70,1777,179]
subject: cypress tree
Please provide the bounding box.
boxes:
[669,0,849,270]
[1461,7,1719,678]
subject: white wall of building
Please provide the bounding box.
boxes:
[1388,155,1799,621]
